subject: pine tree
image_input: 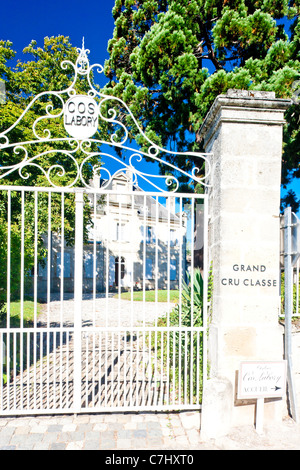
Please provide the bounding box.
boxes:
[104,0,300,204]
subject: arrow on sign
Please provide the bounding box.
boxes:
[272,386,281,391]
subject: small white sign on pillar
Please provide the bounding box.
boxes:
[238,361,287,433]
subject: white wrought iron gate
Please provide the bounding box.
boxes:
[280,207,299,422]
[0,41,211,415]
[0,185,208,415]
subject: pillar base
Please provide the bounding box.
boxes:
[200,377,233,440]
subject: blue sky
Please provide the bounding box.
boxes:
[0,0,115,70]
[0,0,299,211]
[0,0,165,190]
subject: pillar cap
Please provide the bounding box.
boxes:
[198,89,291,146]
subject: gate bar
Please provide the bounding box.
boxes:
[284,207,299,422]
[73,189,84,412]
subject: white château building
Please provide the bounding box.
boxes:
[37,172,188,297]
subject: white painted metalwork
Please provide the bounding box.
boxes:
[280,209,300,319]
[0,185,208,414]
[0,38,212,192]
[0,42,210,415]
[281,207,299,422]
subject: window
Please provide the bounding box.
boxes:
[140,225,156,244]
[115,222,126,241]
[109,256,115,286]
[56,252,71,278]
[38,258,47,277]
[84,253,93,279]
[170,230,179,247]
[115,256,125,286]
[146,258,153,279]
[170,259,177,281]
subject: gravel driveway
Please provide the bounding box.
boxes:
[38,295,175,328]
[2,297,180,413]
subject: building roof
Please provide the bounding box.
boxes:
[93,171,183,224]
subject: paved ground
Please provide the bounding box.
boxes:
[0,411,300,450]
[1,299,300,451]
[1,298,191,412]
[38,296,176,327]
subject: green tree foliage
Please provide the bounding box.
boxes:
[104,0,300,203]
[0,36,100,300]
[0,35,101,188]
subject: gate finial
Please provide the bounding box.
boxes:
[77,36,90,58]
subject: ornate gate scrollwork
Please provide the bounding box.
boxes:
[0,39,212,192]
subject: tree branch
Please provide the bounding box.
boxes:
[202,25,223,70]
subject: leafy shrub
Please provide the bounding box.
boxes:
[280,272,300,317]
[150,268,210,404]
[0,300,6,324]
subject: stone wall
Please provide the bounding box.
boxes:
[198,90,291,438]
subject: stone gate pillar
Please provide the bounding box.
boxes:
[199,90,291,438]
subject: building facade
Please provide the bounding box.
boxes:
[37,172,188,297]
